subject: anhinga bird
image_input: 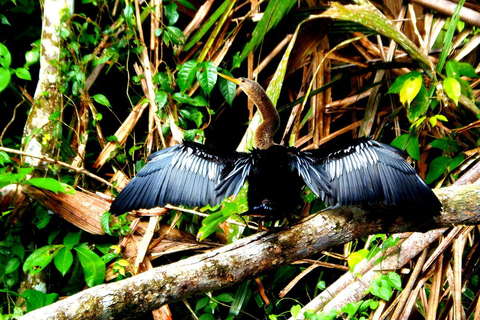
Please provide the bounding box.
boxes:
[110,75,441,217]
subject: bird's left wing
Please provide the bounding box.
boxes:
[110,141,250,214]
[304,139,442,210]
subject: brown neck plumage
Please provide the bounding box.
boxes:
[239,79,280,149]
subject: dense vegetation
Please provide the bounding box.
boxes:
[1,0,480,319]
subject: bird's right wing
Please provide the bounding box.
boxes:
[110,142,250,214]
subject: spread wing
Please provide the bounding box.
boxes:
[110,141,252,214]
[300,139,442,210]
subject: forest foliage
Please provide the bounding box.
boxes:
[1,0,480,319]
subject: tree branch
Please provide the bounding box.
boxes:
[21,185,480,320]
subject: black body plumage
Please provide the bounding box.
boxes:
[110,138,442,215]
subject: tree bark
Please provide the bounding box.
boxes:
[19,184,480,320]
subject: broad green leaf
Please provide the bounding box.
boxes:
[54,247,73,276]
[391,134,420,160]
[0,67,11,92]
[0,151,12,165]
[387,71,422,94]
[92,93,111,108]
[387,272,402,291]
[196,61,217,96]
[177,60,198,92]
[24,177,74,194]
[216,293,234,303]
[64,231,82,249]
[153,71,172,92]
[290,305,302,319]
[236,0,296,67]
[164,2,179,25]
[74,244,106,287]
[425,156,452,184]
[179,106,203,128]
[0,43,11,68]
[195,297,209,312]
[23,245,63,275]
[400,75,422,106]
[5,257,20,274]
[348,249,369,272]
[430,137,459,152]
[199,314,215,320]
[22,290,59,313]
[165,26,185,46]
[198,211,231,241]
[458,61,478,78]
[449,153,465,171]
[444,77,461,105]
[15,67,31,80]
[407,84,428,122]
[172,92,208,106]
[177,0,195,10]
[155,90,168,109]
[445,59,459,78]
[218,69,236,105]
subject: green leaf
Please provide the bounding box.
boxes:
[64,231,82,249]
[155,90,168,109]
[400,75,422,106]
[195,297,209,312]
[458,61,478,78]
[165,26,185,46]
[74,244,106,287]
[291,304,302,319]
[445,59,459,78]
[54,247,73,276]
[407,84,428,122]
[199,314,215,320]
[180,106,203,128]
[449,153,465,171]
[15,67,31,80]
[101,212,112,235]
[177,0,195,10]
[92,93,112,108]
[177,60,198,92]
[22,290,59,312]
[196,61,217,96]
[24,177,74,194]
[391,134,420,160]
[0,67,11,93]
[388,71,422,94]
[172,92,208,107]
[0,14,10,26]
[444,77,461,105]
[348,249,369,272]
[425,156,452,184]
[216,293,234,303]
[387,272,402,291]
[5,257,21,274]
[198,211,231,241]
[23,245,63,275]
[0,151,12,165]
[430,137,459,152]
[153,71,172,92]
[0,43,12,68]
[218,69,236,105]
[164,2,179,25]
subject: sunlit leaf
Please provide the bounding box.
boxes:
[444,77,461,105]
[425,156,452,184]
[23,245,63,275]
[155,90,168,109]
[0,43,12,68]
[387,71,422,94]
[0,67,11,92]
[400,75,422,106]
[348,249,369,272]
[92,93,111,108]
[407,84,428,122]
[165,26,185,46]
[24,177,75,194]
[164,2,179,25]
[64,231,82,249]
[15,67,31,80]
[458,61,478,78]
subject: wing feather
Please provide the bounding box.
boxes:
[110,141,251,213]
[305,138,442,210]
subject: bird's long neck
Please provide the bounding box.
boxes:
[244,83,280,150]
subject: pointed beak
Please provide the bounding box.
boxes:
[217,72,240,85]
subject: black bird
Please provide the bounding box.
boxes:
[110,75,441,217]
